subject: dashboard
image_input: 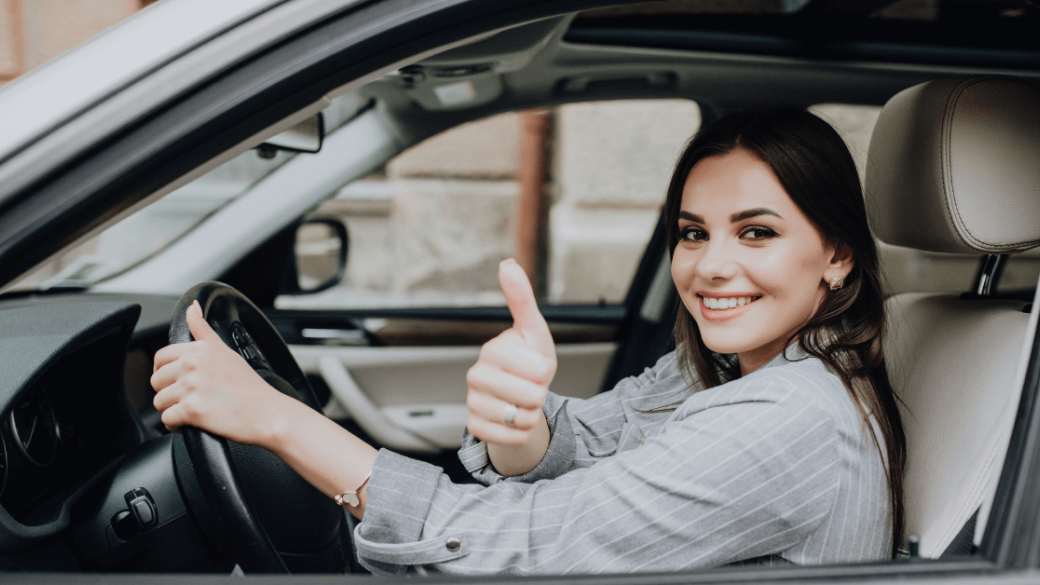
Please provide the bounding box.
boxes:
[0,326,139,524]
[0,295,193,571]
[0,300,143,531]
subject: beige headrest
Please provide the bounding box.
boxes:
[865,76,1040,254]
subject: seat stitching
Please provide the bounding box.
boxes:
[941,77,979,250]
[943,76,1040,251]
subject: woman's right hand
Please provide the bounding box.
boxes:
[151,300,298,447]
[465,259,556,448]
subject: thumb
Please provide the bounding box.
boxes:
[186,300,220,342]
[499,259,554,357]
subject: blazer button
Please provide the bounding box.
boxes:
[446,537,461,552]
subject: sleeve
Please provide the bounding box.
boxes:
[457,351,689,485]
[357,377,843,576]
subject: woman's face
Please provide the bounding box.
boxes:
[670,147,851,374]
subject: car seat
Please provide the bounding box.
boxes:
[865,75,1040,558]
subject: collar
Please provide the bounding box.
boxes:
[760,342,810,371]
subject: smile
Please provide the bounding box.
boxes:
[697,293,761,322]
[698,294,761,310]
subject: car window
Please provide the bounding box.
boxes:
[7,93,367,293]
[811,103,1040,298]
[275,99,701,310]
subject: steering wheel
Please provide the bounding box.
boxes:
[168,282,349,573]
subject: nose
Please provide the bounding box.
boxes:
[696,238,738,281]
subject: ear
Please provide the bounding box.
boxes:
[822,242,854,287]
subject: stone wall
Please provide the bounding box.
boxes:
[299,114,525,308]
[548,100,700,303]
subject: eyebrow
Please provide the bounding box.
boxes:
[730,207,782,222]
[678,208,782,224]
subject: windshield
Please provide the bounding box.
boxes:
[8,93,366,292]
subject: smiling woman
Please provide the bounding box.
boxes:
[666,106,905,556]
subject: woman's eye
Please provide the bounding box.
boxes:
[680,227,707,241]
[740,226,777,240]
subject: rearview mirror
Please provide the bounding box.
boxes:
[256,112,325,158]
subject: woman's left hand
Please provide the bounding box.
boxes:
[151,301,295,448]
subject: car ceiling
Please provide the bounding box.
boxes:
[361,4,1040,152]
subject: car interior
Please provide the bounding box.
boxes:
[0,0,1038,577]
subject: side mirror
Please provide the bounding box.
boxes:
[287,218,348,294]
[256,113,325,158]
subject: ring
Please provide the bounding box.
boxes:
[503,403,518,426]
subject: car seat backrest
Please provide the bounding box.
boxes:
[867,76,1040,255]
[865,75,1040,557]
[883,293,1028,556]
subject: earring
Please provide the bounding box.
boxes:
[829,276,844,291]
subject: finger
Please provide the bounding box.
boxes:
[150,360,184,392]
[153,382,187,412]
[466,415,530,446]
[467,390,541,431]
[467,363,546,410]
[480,341,554,385]
[498,259,554,357]
[160,403,188,432]
[153,342,194,373]
[186,300,221,343]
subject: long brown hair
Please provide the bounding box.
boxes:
[664,106,906,557]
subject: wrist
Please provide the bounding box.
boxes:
[489,411,550,477]
[256,391,312,451]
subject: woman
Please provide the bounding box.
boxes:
[151,106,905,575]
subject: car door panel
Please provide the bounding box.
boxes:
[290,340,616,452]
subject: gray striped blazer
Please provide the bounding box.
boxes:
[356,345,891,575]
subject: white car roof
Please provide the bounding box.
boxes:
[0,0,281,163]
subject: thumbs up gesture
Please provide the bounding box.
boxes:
[465,259,557,447]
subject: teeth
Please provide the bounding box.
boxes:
[702,296,757,310]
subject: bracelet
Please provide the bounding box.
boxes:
[334,471,372,508]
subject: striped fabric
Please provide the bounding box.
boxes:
[356,346,891,576]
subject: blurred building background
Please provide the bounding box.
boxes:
[294,100,701,309]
